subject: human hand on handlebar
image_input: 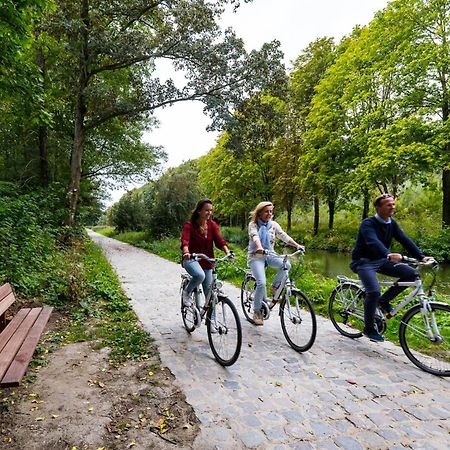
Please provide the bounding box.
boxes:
[387,253,403,263]
[227,251,235,259]
[421,256,435,263]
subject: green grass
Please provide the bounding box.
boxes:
[47,237,154,363]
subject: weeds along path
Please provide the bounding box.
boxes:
[88,230,450,449]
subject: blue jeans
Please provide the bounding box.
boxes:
[350,258,418,333]
[249,254,290,312]
[182,259,213,305]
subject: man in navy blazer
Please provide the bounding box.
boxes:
[350,193,434,341]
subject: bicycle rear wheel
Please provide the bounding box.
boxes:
[241,274,256,324]
[280,290,316,352]
[399,302,450,377]
[181,290,200,333]
[329,283,365,338]
[207,296,242,366]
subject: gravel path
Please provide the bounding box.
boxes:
[88,230,450,450]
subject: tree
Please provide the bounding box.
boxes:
[146,160,203,237]
[290,37,337,232]
[39,0,285,225]
[385,0,450,226]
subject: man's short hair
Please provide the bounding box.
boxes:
[373,193,394,207]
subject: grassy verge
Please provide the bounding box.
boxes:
[52,237,154,363]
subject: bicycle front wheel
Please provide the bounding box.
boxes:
[399,302,450,377]
[241,274,256,324]
[280,290,316,352]
[207,296,242,366]
[329,283,365,338]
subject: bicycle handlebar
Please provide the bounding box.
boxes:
[264,248,305,259]
[191,252,235,263]
[400,255,438,268]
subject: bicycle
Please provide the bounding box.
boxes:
[180,252,242,366]
[241,249,317,352]
[328,256,450,377]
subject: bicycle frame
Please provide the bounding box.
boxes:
[183,253,231,319]
[337,275,424,316]
[337,261,442,341]
[265,250,304,317]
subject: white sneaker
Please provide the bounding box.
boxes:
[182,289,193,306]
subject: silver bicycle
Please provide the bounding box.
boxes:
[180,253,242,366]
[241,249,317,352]
[328,257,450,376]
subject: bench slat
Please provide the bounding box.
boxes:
[0,309,30,353]
[0,292,16,318]
[0,283,12,302]
[1,307,53,387]
[0,308,41,381]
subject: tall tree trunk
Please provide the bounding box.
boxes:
[286,193,293,232]
[313,195,319,236]
[443,168,450,227]
[66,0,89,226]
[362,190,369,219]
[328,199,335,230]
[36,44,49,187]
[38,125,49,187]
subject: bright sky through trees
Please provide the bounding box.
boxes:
[112,0,389,203]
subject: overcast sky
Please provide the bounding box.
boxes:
[109,0,389,204]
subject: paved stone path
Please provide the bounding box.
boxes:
[88,231,450,449]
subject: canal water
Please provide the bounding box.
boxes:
[303,250,450,296]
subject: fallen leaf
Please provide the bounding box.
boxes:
[314,372,323,378]
[35,417,45,421]
[52,414,59,419]
[346,378,357,385]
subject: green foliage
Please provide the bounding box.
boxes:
[146,161,203,237]
[0,186,73,300]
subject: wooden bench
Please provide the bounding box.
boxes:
[0,283,53,388]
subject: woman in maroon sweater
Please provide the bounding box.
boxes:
[180,199,230,306]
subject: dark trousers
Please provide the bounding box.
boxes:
[350,258,418,333]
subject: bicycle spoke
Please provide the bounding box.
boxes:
[207,296,242,366]
[399,302,450,376]
[280,290,316,352]
[329,283,365,338]
[241,275,256,324]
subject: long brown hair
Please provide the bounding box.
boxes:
[190,198,213,227]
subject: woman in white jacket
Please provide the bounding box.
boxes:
[247,201,304,326]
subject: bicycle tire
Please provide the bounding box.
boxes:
[399,302,450,377]
[181,291,199,333]
[329,283,365,338]
[280,290,317,352]
[241,274,256,324]
[207,296,242,366]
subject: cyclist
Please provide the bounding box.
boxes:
[180,199,231,306]
[350,193,434,342]
[247,201,304,326]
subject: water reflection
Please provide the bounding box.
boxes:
[304,250,450,295]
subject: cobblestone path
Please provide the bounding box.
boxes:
[89,231,450,450]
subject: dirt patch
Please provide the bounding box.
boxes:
[1,335,199,449]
